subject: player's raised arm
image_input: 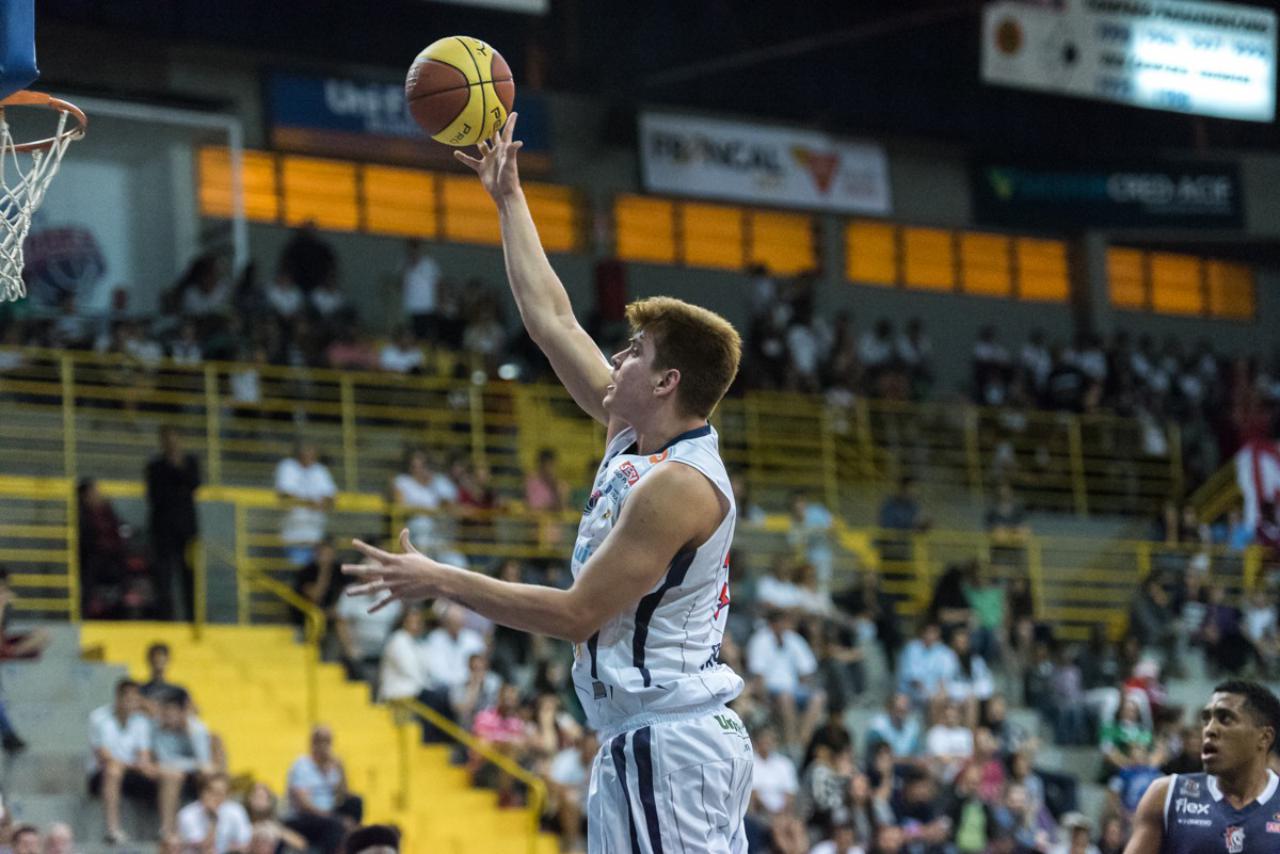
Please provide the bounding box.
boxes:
[1123,775,1169,854]
[456,115,614,427]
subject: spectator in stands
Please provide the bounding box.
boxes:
[42,822,74,854]
[1107,742,1165,818]
[524,447,569,513]
[1051,812,1099,854]
[279,223,336,295]
[1050,646,1091,745]
[293,541,343,633]
[78,477,145,619]
[878,476,930,533]
[461,292,507,373]
[170,321,204,366]
[141,642,182,711]
[1127,576,1174,665]
[961,562,1005,664]
[309,275,349,324]
[378,327,425,375]
[1243,587,1279,676]
[9,826,38,854]
[377,607,429,702]
[284,725,363,854]
[1099,697,1153,779]
[334,560,402,684]
[324,328,379,372]
[152,688,218,790]
[265,272,305,327]
[750,727,798,821]
[274,443,337,566]
[747,609,825,749]
[89,677,185,844]
[945,626,995,715]
[787,492,835,593]
[451,652,502,730]
[897,317,933,400]
[176,772,252,854]
[897,620,957,709]
[145,426,201,621]
[243,783,306,853]
[986,481,1030,569]
[418,604,486,739]
[858,318,895,397]
[401,240,442,341]
[471,683,533,805]
[972,325,1011,406]
[925,699,974,783]
[546,731,597,854]
[1020,329,1052,401]
[0,565,49,664]
[865,692,922,759]
[393,450,451,552]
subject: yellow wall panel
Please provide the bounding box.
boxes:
[198,147,280,223]
[749,210,815,275]
[615,196,676,264]
[1150,252,1203,315]
[1207,260,1255,320]
[846,220,897,286]
[361,165,436,239]
[281,156,359,231]
[959,232,1011,297]
[441,175,501,245]
[1015,238,1068,302]
[681,203,744,270]
[903,227,954,292]
[524,183,581,254]
[1107,248,1147,309]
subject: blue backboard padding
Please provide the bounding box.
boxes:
[0,0,37,100]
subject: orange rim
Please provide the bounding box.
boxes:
[0,90,87,153]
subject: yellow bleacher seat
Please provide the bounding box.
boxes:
[82,622,558,854]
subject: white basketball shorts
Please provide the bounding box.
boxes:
[586,707,754,854]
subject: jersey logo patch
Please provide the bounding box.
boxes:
[713,582,731,619]
[1225,826,1244,853]
[648,449,670,463]
[1266,821,1280,833]
[1181,779,1201,797]
[619,462,640,485]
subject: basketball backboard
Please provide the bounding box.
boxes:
[0,0,37,101]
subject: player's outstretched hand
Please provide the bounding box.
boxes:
[454,112,522,202]
[342,529,443,613]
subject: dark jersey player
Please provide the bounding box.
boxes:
[1126,680,1280,854]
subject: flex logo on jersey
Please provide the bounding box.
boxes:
[1176,798,1211,816]
[1225,826,1245,853]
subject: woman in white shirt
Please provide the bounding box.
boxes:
[945,626,995,710]
[378,607,430,702]
[392,450,451,550]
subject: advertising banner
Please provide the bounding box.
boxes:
[639,111,892,215]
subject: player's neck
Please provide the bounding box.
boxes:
[631,413,708,457]
[1214,762,1271,809]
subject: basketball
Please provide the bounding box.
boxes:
[405,36,514,147]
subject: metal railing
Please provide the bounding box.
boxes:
[392,698,546,854]
[0,345,1187,517]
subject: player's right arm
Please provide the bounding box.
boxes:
[456,114,614,428]
[1124,775,1169,854]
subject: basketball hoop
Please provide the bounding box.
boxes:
[0,91,86,302]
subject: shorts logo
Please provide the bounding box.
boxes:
[1225,826,1244,853]
[619,462,640,486]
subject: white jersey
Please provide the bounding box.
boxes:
[571,423,743,737]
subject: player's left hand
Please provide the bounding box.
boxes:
[342,530,444,612]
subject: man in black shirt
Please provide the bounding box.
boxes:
[145,427,200,621]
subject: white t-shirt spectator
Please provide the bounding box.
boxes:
[752,750,799,814]
[379,629,431,701]
[787,324,820,379]
[858,333,893,371]
[310,287,346,318]
[756,575,829,616]
[176,799,253,854]
[183,282,231,317]
[266,280,304,319]
[1021,341,1052,392]
[286,756,343,815]
[274,457,338,545]
[422,627,487,691]
[403,256,441,315]
[394,473,448,548]
[88,705,151,771]
[746,626,817,695]
[896,333,931,369]
[925,724,974,764]
[548,746,590,797]
[336,590,403,662]
[380,343,425,374]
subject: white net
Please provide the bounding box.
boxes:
[0,103,81,302]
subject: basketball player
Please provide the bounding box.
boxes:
[1125,680,1280,854]
[344,114,753,853]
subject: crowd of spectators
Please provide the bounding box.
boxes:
[77,641,364,853]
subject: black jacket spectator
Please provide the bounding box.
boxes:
[145,428,201,620]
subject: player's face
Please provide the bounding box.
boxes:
[1200,692,1269,774]
[605,331,668,419]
